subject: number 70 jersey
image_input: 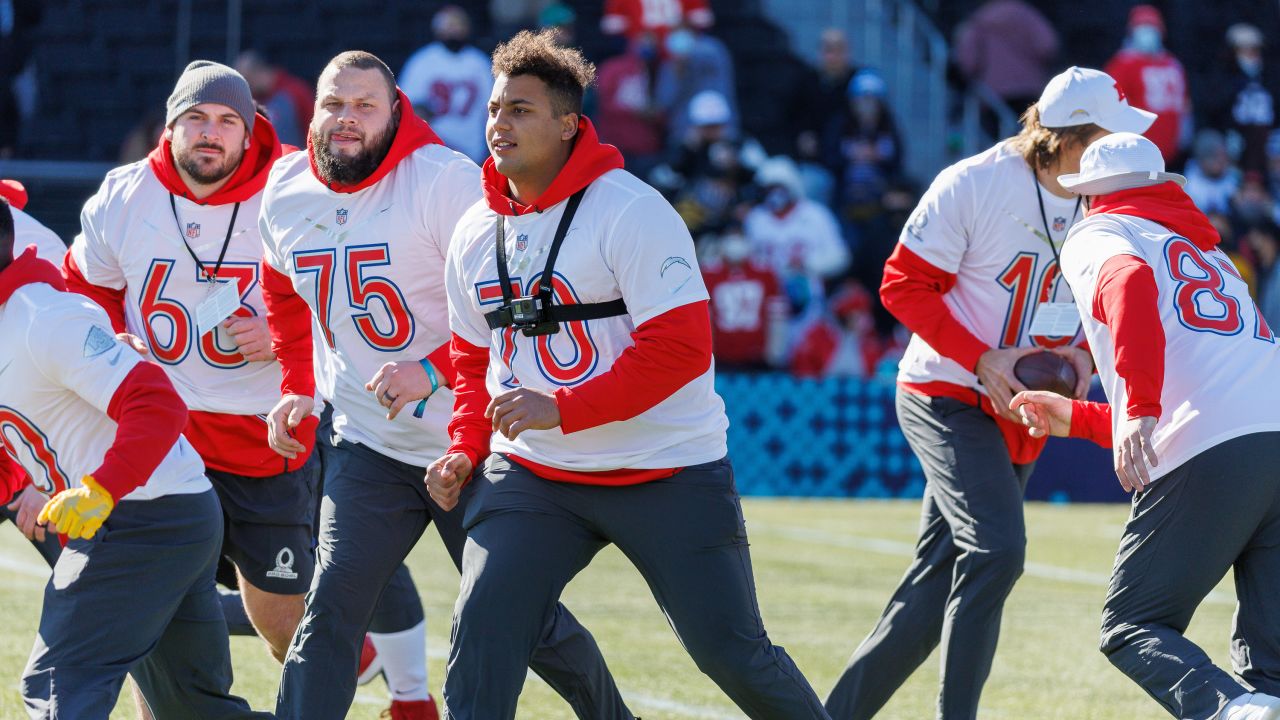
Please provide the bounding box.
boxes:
[259,147,482,467]
[1061,212,1280,477]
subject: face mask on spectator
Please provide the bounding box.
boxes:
[720,234,752,262]
[666,29,695,57]
[763,186,793,213]
[1238,53,1263,77]
[1132,25,1162,53]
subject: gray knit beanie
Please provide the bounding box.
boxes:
[165,60,256,131]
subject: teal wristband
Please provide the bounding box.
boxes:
[412,359,440,419]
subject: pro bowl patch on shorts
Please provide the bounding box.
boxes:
[265,547,299,580]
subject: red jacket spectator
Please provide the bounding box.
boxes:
[601,0,713,47]
[703,251,786,368]
[596,39,664,160]
[1105,6,1189,163]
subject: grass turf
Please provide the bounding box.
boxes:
[0,498,1237,719]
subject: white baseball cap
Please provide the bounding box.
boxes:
[688,90,732,127]
[1057,132,1185,195]
[1036,66,1156,133]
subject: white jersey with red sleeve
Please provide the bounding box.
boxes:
[894,140,1086,393]
[260,146,481,467]
[0,282,207,501]
[67,161,286,418]
[398,43,492,164]
[15,207,67,264]
[446,168,728,471]
[1060,212,1280,480]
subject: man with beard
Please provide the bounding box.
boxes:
[260,50,631,720]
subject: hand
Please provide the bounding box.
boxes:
[486,388,561,440]
[267,394,315,459]
[1010,390,1073,439]
[1115,416,1159,493]
[1049,345,1094,399]
[37,476,115,540]
[116,332,150,357]
[975,347,1039,421]
[425,453,473,511]
[223,316,276,362]
[365,361,436,421]
[6,485,49,542]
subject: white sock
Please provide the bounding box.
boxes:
[370,620,430,702]
[1221,694,1254,720]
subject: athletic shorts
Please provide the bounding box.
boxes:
[206,455,321,595]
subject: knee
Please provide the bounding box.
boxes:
[1098,616,1138,660]
[967,541,1026,588]
[246,594,305,659]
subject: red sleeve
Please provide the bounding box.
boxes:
[94,362,189,501]
[880,243,990,372]
[0,451,31,506]
[1068,399,1113,447]
[554,301,713,434]
[426,340,456,389]
[446,333,494,470]
[260,259,315,398]
[61,252,128,333]
[1092,255,1164,419]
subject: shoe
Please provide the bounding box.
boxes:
[357,634,383,686]
[381,697,440,720]
[1221,693,1280,720]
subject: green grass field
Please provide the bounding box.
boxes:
[0,498,1238,719]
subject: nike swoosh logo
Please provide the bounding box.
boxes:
[106,349,123,366]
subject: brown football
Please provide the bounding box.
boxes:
[1013,351,1078,397]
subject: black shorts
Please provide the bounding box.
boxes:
[206,455,321,595]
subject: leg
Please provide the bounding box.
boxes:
[604,459,829,720]
[1099,435,1269,719]
[826,483,956,719]
[207,458,320,661]
[369,564,431,704]
[434,470,632,720]
[442,457,607,720]
[275,441,430,720]
[23,491,263,719]
[1231,434,1280,697]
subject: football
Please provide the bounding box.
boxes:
[1014,351,1078,398]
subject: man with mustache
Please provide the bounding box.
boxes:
[259,50,631,720]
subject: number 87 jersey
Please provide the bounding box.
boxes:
[1061,212,1280,479]
[259,145,482,467]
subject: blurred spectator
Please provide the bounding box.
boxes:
[1184,129,1240,215]
[1104,5,1190,164]
[798,29,859,163]
[1204,23,1279,176]
[399,5,492,163]
[539,3,577,47]
[596,33,664,177]
[1246,221,1280,326]
[657,90,765,236]
[601,0,713,50]
[654,25,738,147]
[235,50,313,148]
[117,109,167,164]
[745,156,849,316]
[827,70,903,238]
[0,0,41,157]
[954,0,1059,115]
[702,227,789,371]
[489,0,550,40]
[1233,171,1275,228]
[789,282,881,379]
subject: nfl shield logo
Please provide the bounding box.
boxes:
[335,208,348,226]
[1053,216,1067,233]
[185,222,201,239]
[516,233,529,251]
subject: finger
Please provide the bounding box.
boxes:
[367,366,388,393]
[5,497,18,512]
[31,521,45,542]
[1141,427,1160,468]
[1133,448,1152,489]
[490,400,516,430]
[486,390,519,419]
[498,408,525,439]
[507,419,527,440]
[387,393,413,421]
[36,501,52,526]
[222,317,253,336]
[1114,452,1132,493]
[286,403,307,429]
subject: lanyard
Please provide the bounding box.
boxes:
[1032,177,1082,302]
[169,193,240,282]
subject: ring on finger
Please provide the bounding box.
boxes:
[382,390,397,404]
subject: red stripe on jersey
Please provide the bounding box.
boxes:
[880,243,990,372]
[96,362,189,501]
[61,252,128,333]
[507,453,680,486]
[1068,400,1114,447]
[185,410,317,477]
[1091,254,1164,420]
[897,381,1048,464]
[260,259,316,398]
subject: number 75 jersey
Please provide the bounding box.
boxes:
[1061,212,1280,475]
[259,147,481,466]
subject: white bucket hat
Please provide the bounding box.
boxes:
[1058,132,1186,195]
[1037,66,1156,133]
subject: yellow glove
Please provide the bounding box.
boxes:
[37,476,115,540]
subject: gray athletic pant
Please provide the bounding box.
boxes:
[275,438,631,720]
[826,390,1032,720]
[1100,431,1280,719]
[22,489,268,720]
[442,454,830,720]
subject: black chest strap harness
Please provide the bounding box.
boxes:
[483,187,628,337]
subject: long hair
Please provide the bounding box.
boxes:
[1008,105,1103,171]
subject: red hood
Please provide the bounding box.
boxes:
[307,89,444,194]
[148,113,282,206]
[0,179,28,210]
[483,117,625,216]
[0,247,66,306]
[1088,183,1221,252]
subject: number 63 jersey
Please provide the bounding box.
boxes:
[260,146,482,466]
[1061,212,1280,477]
